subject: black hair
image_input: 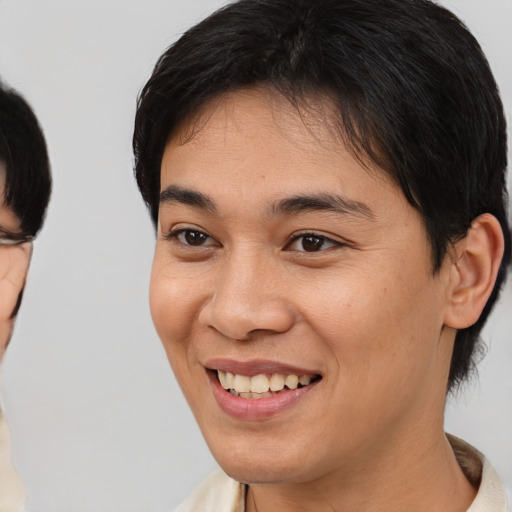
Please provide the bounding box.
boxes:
[133,0,510,391]
[0,80,52,237]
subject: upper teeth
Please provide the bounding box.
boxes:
[217,370,312,394]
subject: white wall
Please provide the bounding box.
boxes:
[0,1,510,510]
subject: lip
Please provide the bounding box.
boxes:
[206,359,321,420]
[205,358,319,377]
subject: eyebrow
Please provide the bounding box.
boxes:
[269,193,375,220]
[160,185,217,214]
[159,185,374,220]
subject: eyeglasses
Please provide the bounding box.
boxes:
[0,232,33,246]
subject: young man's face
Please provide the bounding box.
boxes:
[149,88,457,484]
[0,163,31,360]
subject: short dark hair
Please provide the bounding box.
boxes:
[133,0,511,391]
[0,81,52,237]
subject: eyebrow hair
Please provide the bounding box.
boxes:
[159,185,374,220]
[159,185,217,213]
[269,193,375,219]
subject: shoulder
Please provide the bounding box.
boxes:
[447,434,508,512]
[174,468,246,512]
[0,413,26,512]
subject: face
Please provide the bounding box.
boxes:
[150,89,456,485]
[0,163,31,360]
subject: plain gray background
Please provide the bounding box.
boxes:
[0,1,510,511]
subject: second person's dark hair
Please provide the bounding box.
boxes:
[0,81,52,237]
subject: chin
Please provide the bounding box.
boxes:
[208,438,315,485]
[220,460,301,485]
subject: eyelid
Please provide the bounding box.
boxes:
[162,223,206,239]
[285,230,347,250]
[164,225,220,247]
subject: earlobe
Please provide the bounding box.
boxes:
[444,214,505,329]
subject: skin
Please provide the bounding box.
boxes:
[0,163,31,360]
[150,88,502,512]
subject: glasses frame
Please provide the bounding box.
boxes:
[0,233,33,246]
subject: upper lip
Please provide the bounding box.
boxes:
[205,358,320,377]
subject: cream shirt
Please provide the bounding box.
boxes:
[175,435,508,512]
[0,410,25,512]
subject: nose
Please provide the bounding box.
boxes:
[198,252,295,341]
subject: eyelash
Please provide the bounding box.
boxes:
[165,228,218,247]
[285,232,344,253]
[165,228,344,253]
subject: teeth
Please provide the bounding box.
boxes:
[218,371,229,388]
[299,375,311,386]
[225,372,235,388]
[233,374,251,393]
[250,374,270,393]
[285,375,299,390]
[239,392,273,399]
[269,374,285,392]
[217,370,316,397]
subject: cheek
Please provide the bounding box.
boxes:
[303,263,443,386]
[149,264,199,398]
[149,259,197,350]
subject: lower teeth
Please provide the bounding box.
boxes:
[228,384,309,399]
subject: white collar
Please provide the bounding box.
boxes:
[0,409,26,512]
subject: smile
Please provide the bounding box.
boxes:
[206,359,322,419]
[217,370,318,398]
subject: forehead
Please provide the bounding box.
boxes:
[162,87,393,200]
[158,87,434,264]
[171,87,349,155]
[157,88,432,256]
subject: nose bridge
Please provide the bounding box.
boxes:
[199,246,293,340]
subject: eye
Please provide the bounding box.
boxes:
[286,233,341,252]
[168,228,216,247]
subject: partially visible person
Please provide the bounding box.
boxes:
[133,0,510,511]
[0,80,51,512]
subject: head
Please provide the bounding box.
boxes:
[133,0,510,485]
[0,81,51,358]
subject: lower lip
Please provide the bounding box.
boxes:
[207,371,319,420]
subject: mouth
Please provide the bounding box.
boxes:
[205,359,322,419]
[212,369,321,399]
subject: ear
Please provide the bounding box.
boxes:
[0,243,32,355]
[444,213,505,329]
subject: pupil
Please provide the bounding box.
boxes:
[302,236,323,252]
[185,230,206,246]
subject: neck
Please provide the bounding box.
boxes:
[246,425,476,512]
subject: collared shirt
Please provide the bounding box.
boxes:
[0,410,25,512]
[175,435,508,512]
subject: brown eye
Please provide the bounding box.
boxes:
[301,235,325,252]
[171,229,215,247]
[184,230,208,246]
[286,233,342,253]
